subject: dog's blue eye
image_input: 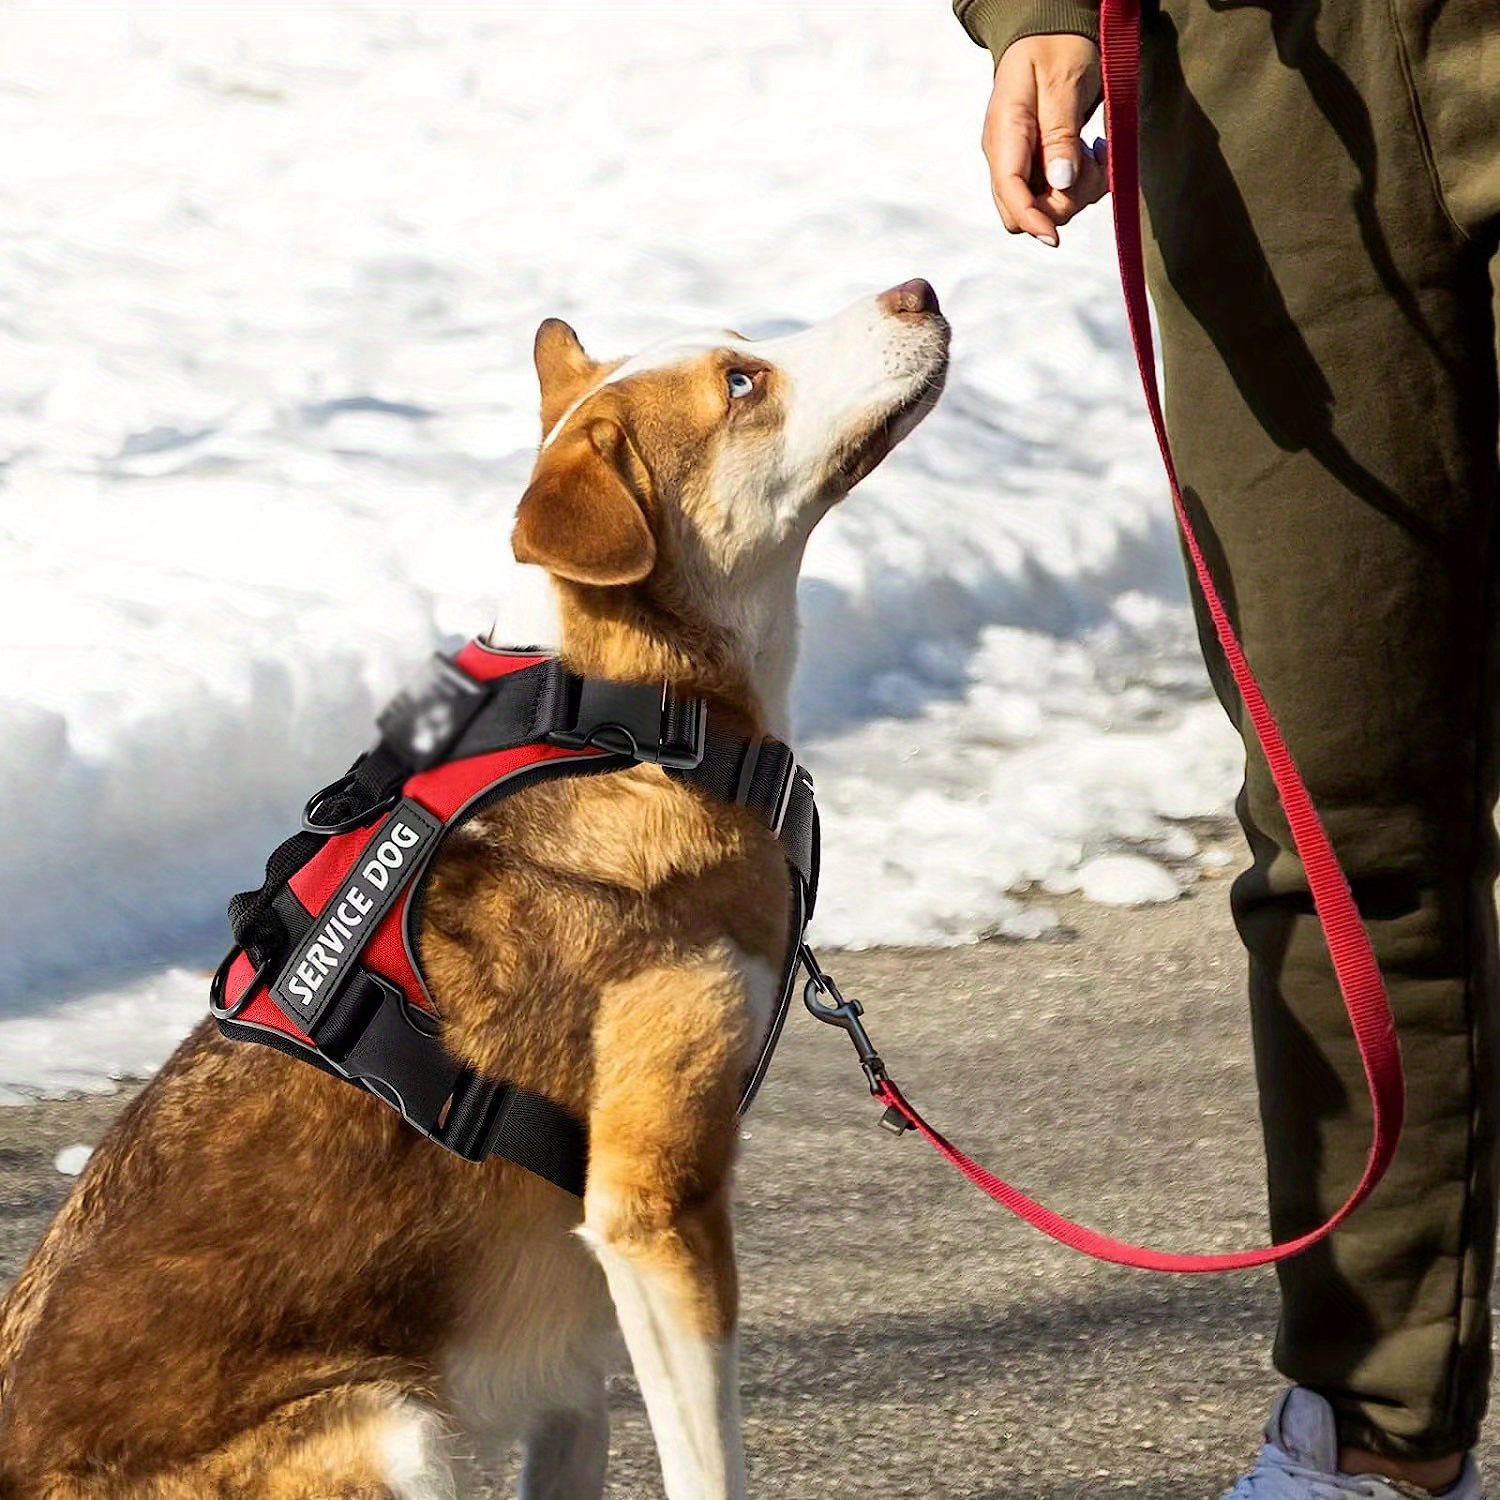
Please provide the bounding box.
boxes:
[727,371,755,399]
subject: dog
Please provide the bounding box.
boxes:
[0,279,949,1499]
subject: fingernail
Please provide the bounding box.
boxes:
[1038,231,1059,248]
[1046,157,1076,191]
[1090,137,1108,162]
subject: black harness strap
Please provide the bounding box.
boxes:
[670,729,818,913]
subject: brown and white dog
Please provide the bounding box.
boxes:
[0,280,948,1500]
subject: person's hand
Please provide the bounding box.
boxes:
[982,34,1107,247]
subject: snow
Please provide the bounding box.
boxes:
[0,970,207,1106]
[1075,854,1181,907]
[53,1145,94,1178]
[0,2,1240,1098]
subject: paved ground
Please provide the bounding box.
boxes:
[3,879,1490,1497]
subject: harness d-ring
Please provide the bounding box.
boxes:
[209,945,278,1022]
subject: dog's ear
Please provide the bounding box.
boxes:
[534,318,605,436]
[512,418,656,586]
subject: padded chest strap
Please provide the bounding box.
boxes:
[222,961,591,1195]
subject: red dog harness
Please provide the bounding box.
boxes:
[211,639,818,1197]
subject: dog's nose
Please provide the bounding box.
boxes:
[878,278,941,318]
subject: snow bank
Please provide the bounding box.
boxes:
[0,969,206,1106]
[0,3,1239,1093]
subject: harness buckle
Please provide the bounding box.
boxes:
[317,972,467,1141]
[549,677,706,770]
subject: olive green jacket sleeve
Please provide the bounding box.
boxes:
[952,0,1100,66]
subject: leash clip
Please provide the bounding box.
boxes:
[800,945,910,1135]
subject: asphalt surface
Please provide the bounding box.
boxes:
[4,878,1492,1497]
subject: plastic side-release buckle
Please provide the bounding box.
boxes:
[319,972,468,1143]
[316,972,528,1165]
[548,677,706,770]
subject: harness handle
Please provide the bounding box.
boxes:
[810,0,1405,1272]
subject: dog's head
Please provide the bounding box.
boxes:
[512,281,949,731]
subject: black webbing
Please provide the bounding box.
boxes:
[269,886,314,950]
[660,684,704,756]
[445,661,572,760]
[324,743,409,824]
[237,966,591,1195]
[438,1070,505,1155]
[781,780,819,917]
[471,1086,589,1197]
[669,730,819,911]
[738,871,807,1113]
[227,828,324,967]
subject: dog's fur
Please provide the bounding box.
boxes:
[0,282,948,1500]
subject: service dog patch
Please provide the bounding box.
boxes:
[271,799,442,1031]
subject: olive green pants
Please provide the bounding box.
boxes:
[1138,0,1500,1461]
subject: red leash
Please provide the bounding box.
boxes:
[811,0,1405,1272]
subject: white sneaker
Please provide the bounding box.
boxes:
[1220,1388,1485,1499]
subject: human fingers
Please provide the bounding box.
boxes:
[1031,44,1104,227]
[982,45,1062,245]
[1041,134,1110,224]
